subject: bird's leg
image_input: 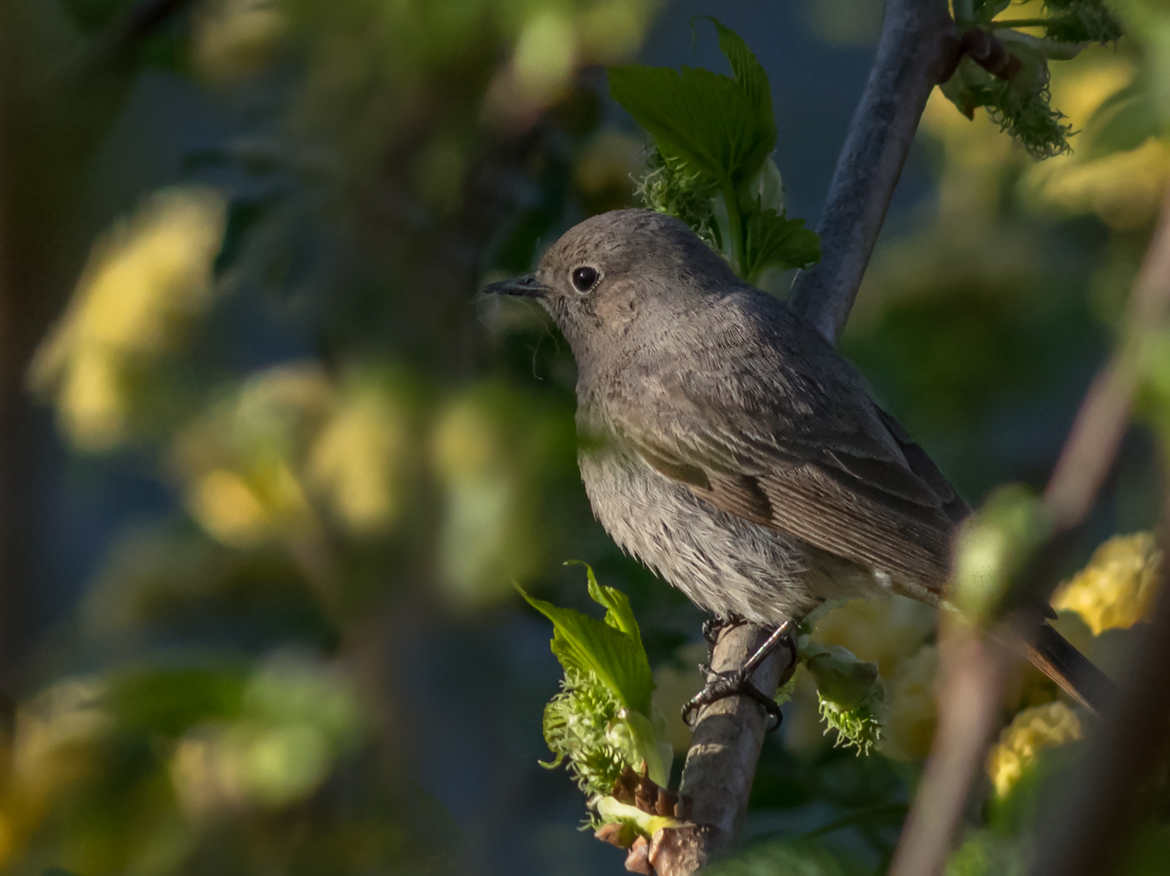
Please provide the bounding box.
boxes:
[682,619,797,731]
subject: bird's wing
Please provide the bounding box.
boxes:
[609,304,963,598]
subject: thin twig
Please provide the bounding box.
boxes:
[891,185,1170,876]
[788,0,958,344]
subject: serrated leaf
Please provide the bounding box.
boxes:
[566,560,644,645]
[609,66,764,187]
[609,21,775,190]
[517,584,653,715]
[706,17,775,165]
[742,209,820,283]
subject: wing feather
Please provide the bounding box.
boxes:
[608,294,961,598]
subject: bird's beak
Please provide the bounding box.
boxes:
[481,273,549,299]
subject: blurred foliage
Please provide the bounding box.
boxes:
[1052,531,1162,634]
[985,701,1082,799]
[945,0,1121,158]
[3,0,1170,874]
[4,0,660,872]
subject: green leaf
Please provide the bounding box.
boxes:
[516,582,653,716]
[609,66,763,187]
[620,708,672,788]
[741,209,820,283]
[706,17,776,168]
[609,20,775,189]
[800,639,884,755]
[595,795,681,837]
[566,559,643,644]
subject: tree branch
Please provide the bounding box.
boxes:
[891,185,1170,876]
[639,624,793,875]
[789,0,957,344]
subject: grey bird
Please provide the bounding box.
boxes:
[486,208,1110,715]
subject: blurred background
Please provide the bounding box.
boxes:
[1,1,1166,873]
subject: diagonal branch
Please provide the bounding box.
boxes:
[891,185,1170,876]
[1031,485,1170,876]
[789,0,957,344]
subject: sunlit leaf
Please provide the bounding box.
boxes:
[517,581,653,716]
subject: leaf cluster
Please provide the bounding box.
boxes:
[609,19,819,284]
[518,565,671,808]
[946,1,1123,157]
[800,638,886,756]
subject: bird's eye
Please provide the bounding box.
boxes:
[570,266,600,294]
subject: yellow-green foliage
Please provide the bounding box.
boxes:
[986,702,1083,799]
[1052,532,1162,635]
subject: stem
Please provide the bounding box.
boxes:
[722,180,747,280]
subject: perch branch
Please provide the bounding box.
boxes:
[637,624,792,875]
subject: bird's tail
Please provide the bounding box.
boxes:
[1025,623,1115,713]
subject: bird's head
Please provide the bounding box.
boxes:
[483,209,740,362]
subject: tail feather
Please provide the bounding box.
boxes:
[1026,624,1115,713]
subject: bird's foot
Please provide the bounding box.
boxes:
[681,665,783,731]
[701,614,747,648]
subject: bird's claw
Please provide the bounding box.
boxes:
[681,668,783,731]
[701,615,746,648]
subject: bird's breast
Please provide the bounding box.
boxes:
[575,439,836,624]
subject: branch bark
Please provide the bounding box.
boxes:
[789,0,957,344]
[891,185,1170,876]
[646,4,959,872]
[640,625,793,875]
